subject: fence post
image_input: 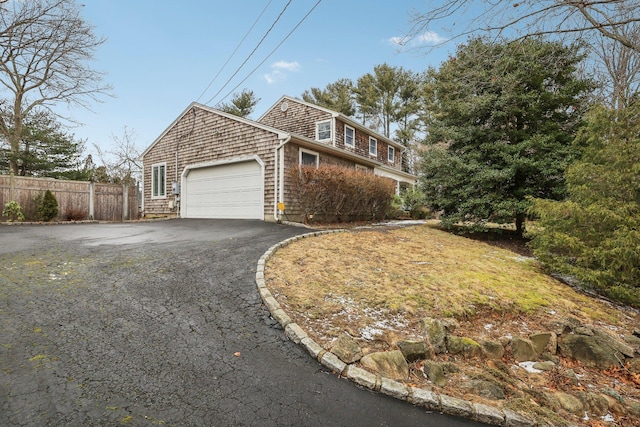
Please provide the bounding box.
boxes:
[89,181,95,220]
[123,184,129,221]
[9,170,15,202]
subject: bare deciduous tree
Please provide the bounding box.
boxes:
[589,16,640,109]
[0,0,110,175]
[93,127,142,185]
[405,1,640,51]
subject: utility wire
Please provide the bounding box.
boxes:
[195,0,274,103]
[204,0,293,106]
[214,0,322,107]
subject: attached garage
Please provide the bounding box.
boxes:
[181,157,264,219]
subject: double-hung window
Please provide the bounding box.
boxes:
[316,120,332,142]
[300,148,319,167]
[369,137,377,156]
[152,163,166,198]
[388,146,395,163]
[344,125,355,148]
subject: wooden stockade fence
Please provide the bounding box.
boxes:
[0,174,138,222]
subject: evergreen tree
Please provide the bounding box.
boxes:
[354,64,420,138]
[529,102,640,307]
[420,38,593,236]
[0,111,87,179]
[34,189,58,222]
[218,89,260,118]
[301,79,356,117]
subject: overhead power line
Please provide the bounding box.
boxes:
[204,0,293,106]
[213,0,322,107]
[195,0,274,103]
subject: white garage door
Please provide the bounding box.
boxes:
[183,160,263,219]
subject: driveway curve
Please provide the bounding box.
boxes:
[0,219,482,426]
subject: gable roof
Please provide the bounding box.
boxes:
[258,95,406,150]
[140,102,289,158]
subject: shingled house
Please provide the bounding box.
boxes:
[140,95,415,221]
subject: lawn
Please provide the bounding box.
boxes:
[264,223,640,426]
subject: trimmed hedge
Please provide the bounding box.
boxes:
[289,165,396,223]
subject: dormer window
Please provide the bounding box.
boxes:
[316,120,332,142]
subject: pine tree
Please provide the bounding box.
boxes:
[420,38,593,236]
[218,89,260,118]
[0,111,87,179]
[529,102,640,306]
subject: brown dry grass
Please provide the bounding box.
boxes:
[266,224,635,343]
[265,223,640,426]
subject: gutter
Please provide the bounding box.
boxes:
[273,135,291,222]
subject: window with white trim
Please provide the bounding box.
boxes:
[344,125,355,148]
[316,120,332,142]
[300,148,319,167]
[388,146,395,163]
[152,163,166,198]
[369,137,377,156]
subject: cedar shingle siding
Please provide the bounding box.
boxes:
[141,96,415,222]
[142,105,281,219]
[259,99,331,139]
[259,99,401,169]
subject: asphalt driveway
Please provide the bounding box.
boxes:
[0,219,482,426]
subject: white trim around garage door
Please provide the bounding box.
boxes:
[180,155,264,220]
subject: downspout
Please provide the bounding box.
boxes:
[273,135,291,222]
[331,113,338,147]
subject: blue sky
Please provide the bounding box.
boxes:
[63,1,457,160]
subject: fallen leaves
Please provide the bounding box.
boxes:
[604,366,640,387]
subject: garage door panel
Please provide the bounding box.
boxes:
[183,161,263,219]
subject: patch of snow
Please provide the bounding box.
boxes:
[510,256,535,263]
[369,220,427,227]
[518,361,543,374]
[360,325,384,340]
[548,310,556,315]
[582,412,589,421]
[601,413,615,422]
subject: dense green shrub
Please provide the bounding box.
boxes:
[400,187,429,219]
[289,165,396,223]
[528,103,640,307]
[34,190,59,222]
[2,200,25,222]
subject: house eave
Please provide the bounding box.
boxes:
[290,134,416,180]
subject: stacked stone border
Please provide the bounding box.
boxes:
[255,230,567,427]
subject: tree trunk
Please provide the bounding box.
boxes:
[515,213,526,237]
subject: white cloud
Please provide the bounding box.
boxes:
[389,36,409,47]
[388,31,447,48]
[272,60,300,72]
[416,31,447,45]
[264,70,283,84]
[264,60,301,84]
